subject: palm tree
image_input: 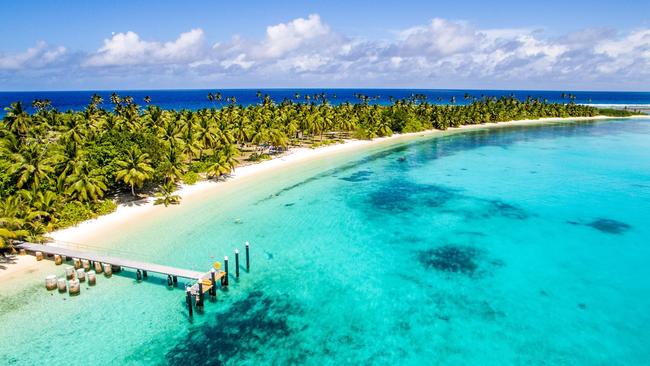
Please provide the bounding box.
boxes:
[9,143,58,191]
[3,102,32,139]
[65,161,107,202]
[154,181,181,206]
[115,147,155,196]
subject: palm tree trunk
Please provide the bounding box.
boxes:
[131,184,135,196]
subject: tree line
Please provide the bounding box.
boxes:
[0,92,627,249]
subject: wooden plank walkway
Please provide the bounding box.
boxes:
[17,242,205,280]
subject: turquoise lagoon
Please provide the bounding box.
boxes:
[2,118,650,365]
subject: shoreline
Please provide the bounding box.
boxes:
[2,114,647,280]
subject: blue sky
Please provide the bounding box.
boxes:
[1,0,649,90]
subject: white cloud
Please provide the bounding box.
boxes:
[399,18,482,56]
[259,14,330,58]
[2,14,650,89]
[85,28,204,66]
[0,42,66,70]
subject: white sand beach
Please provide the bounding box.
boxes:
[47,114,648,244]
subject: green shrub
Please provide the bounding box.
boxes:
[247,152,271,162]
[55,200,117,229]
[182,171,200,185]
[402,117,424,133]
[56,202,94,228]
[91,199,117,216]
[597,108,637,117]
[352,127,372,140]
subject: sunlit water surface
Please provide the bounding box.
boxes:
[2,118,650,365]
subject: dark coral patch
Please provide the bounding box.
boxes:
[417,245,482,276]
[165,291,300,365]
[368,181,456,212]
[567,218,632,234]
[339,170,373,182]
[485,199,528,220]
[586,218,631,234]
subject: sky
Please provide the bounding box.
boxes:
[0,0,649,91]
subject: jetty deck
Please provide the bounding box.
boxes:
[17,242,206,280]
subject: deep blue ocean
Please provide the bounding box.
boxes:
[1,89,649,116]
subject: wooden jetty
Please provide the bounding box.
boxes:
[16,240,249,318]
[17,242,206,280]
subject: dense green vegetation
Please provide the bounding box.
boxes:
[596,108,638,117]
[0,92,625,249]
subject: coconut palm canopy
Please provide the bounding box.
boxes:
[0,92,626,247]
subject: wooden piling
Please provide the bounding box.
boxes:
[103,263,112,277]
[136,269,142,281]
[245,241,250,272]
[35,251,43,261]
[45,275,57,290]
[68,279,80,296]
[87,270,97,286]
[223,256,229,287]
[54,255,63,265]
[76,268,86,282]
[185,288,193,317]
[94,261,103,273]
[210,269,217,298]
[197,283,204,310]
[57,278,67,293]
[143,270,148,279]
[65,266,74,280]
[235,249,240,278]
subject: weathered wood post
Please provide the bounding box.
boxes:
[87,270,97,286]
[103,263,112,277]
[94,261,103,273]
[245,241,250,272]
[185,287,193,317]
[76,268,86,282]
[57,278,67,293]
[167,275,173,287]
[197,283,204,311]
[143,270,148,279]
[235,249,240,278]
[223,256,229,287]
[210,269,217,299]
[173,276,178,285]
[54,255,63,265]
[45,275,57,290]
[65,266,74,280]
[69,279,80,296]
[136,269,142,281]
[35,251,43,261]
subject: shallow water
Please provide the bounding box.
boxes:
[2,119,650,365]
